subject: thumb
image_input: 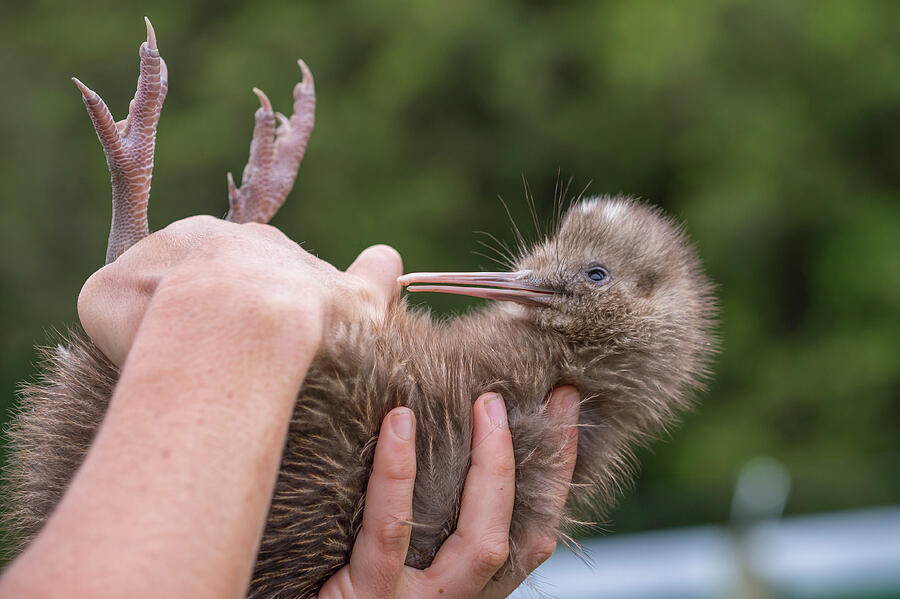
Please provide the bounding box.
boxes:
[346,244,404,309]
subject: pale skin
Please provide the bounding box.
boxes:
[0,217,580,599]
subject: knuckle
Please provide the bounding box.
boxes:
[80,264,113,296]
[78,264,124,321]
[160,215,232,248]
[382,456,416,483]
[77,275,103,326]
[523,537,557,569]
[169,214,218,231]
[192,214,220,226]
[493,446,517,477]
[244,221,291,243]
[243,221,272,233]
[473,537,510,577]
[374,517,411,554]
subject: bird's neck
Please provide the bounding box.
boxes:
[438,303,572,387]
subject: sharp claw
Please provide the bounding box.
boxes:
[227,59,315,224]
[252,87,273,113]
[227,172,238,204]
[296,59,314,93]
[72,77,97,101]
[160,57,169,85]
[145,17,157,50]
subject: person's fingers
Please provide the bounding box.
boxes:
[519,385,579,567]
[346,244,403,308]
[77,264,151,366]
[346,407,417,598]
[477,386,580,599]
[423,393,515,597]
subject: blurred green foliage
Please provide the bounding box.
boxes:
[0,0,897,544]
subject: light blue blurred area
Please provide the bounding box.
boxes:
[511,505,900,599]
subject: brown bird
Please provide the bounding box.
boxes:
[3,22,717,599]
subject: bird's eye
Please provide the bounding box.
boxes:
[585,266,610,283]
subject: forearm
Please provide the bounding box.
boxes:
[1,279,321,598]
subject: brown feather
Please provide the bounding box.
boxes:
[3,195,717,598]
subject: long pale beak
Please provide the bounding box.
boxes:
[397,270,555,306]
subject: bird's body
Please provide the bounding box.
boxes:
[6,196,715,598]
[3,24,716,599]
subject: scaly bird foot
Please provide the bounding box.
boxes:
[74,17,168,264]
[226,60,316,224]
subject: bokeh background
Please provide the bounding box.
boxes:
[1,1,898,596]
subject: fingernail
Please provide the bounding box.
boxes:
[560,387,580,409]
[391,408,413,440]
[549,386,580,421]
[484,393,507,428]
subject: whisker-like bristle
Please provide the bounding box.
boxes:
[474,230,519,268]
[472,248,511,270]
[497,194,529,259]
[521,173,543,242]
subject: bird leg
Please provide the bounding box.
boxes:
[74,17,167,265]
[76,18,316,264]
[226,60,316,225]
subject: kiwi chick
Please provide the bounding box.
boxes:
[3,22,716,599]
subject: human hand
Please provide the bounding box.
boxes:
[77,215,402,365]
[319,386,580,599]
